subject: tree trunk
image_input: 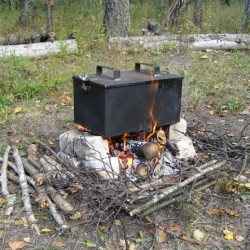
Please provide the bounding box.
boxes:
[46,0,54,33]
[104,0,130,37]
[221,0,230,5]
[194,0,202,27]
[18,0,35,26]
[242,0,250,32]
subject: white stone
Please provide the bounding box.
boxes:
[81,157,120,179]
[173,136,196,159]
[59,130,110,161]
[57,151,81,168]
[169,118,187,140]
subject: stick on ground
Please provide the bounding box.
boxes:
[0,145,16,217]
[13,146,40,234]
[129,160,227,216]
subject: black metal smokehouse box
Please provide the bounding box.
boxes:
[73,63,183,138]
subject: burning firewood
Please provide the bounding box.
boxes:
[156,129,167,145]
[128,140,160,160]
[12,146,40,234]
[0,145,16,217]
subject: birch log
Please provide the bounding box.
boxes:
[0,39,78,60]
[0,146,16,217]
[109,34,250,51]
[129,160,226,216]
[12,146,39,234]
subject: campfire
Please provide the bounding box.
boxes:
[0,63,233,242]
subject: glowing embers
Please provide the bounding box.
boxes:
[107,126,170,180]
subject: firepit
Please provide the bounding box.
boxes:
[57,63,197,181]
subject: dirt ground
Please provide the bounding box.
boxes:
[0,54,249,250]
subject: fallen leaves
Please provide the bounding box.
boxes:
[14,217,29,227]
[235,235,244,242]
[209,110,215,116]
[41,227,53,233]
[14,106,22,114]
[157,232,167,243]
[224,208,240,217]
[222,228,234,240]
[8,240,26,250]
[169,223,181,231]
[193,229,205,242]
[205,207,222,216]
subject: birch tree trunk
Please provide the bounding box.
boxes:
[104,0,130,37]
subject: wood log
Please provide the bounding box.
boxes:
[12,146,40,234]
[0,156,36,188]
[27,144,42,170]
[0,145,16,217]
[129,160,226,216]
[0,39,78,60]
[109,33,250,51]
[46,185,74,213]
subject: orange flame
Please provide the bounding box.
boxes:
[123,133,129,151]
[75,123,92,132]
[146,71,159,141]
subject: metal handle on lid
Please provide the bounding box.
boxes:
[96,65,120,80]
[135,62,160,76]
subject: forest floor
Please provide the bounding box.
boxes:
[0,49,249,250]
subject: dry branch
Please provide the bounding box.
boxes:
[141,180,216,216]
[47,197,68,229]
[0,156,36,188]
[12,146,39,234]
[27,144,42,170]
[46,185,74,213]
[0,145,16,217]
[129,161,226,216]
[22,156,68,229]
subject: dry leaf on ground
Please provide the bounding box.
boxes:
[0,197,6,204]
[209,110,215,116]
[222,229,234,240]
[158,232,167,243]
[129,242,136,250]
[206,207,222,216]
[193,229,205,242]
[0,229,3,238]
[169,223,181,231]
[14,107,22,114]
[224,208,240,217]
[235,235,244,242]
[8,240,26,250]
[41,228,53,233]
[14,217,29,227]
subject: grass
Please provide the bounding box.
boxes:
[0,0,249,114]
